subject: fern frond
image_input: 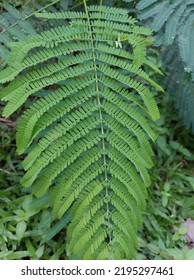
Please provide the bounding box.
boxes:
[0,5,161,260]
[16,77,95,154]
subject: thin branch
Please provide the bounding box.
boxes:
[0,0,61,35]
[0,0,88,36]
[69,1,87,10]
[0,117,15,126]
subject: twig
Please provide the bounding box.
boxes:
[0,117,15,127]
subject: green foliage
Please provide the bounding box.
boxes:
[161,44,194,132]
[0,4,162,259]
[1,84,194,260]
[0,0,79,68]
[1,0,194,261]
[137,95,194,260]
[0,118,69,260]
[0,1,36,66]
[136,0,194,79]
[135,0,194,132]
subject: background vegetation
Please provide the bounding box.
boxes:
[0,0,194,259]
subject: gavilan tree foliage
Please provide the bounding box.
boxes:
[136,0,194,132]
[0,2,163,259]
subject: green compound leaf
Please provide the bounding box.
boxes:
[0,5,162,260]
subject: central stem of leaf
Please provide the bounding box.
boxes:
[83,1,112,243]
